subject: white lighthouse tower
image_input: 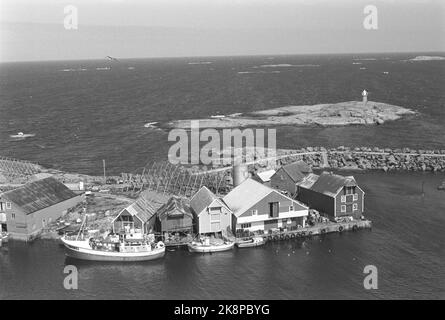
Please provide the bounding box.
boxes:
[362,89,368,105]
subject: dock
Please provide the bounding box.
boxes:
[235,219,372,243]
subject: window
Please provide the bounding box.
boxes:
[341,205,346,213]
[251,209,258,216]
[353,203,358,211]
[289,205,294,211]
[11,213,16,219]
[353,194,358,201]
[241,223,251,229]
[209,207,221,213]
[345,186,356,195]
[5,202,11,209]
[341,195,346,203]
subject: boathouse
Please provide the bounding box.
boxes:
[296,172,365,219]
[223,178,309,234]
[190,186,232,235]
[0,177,83,241]
[154,196,195,235]
[112,191,157,235]
[270,161,312,196]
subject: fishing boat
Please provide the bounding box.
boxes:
[210,115,226,119]
[144,122,158,128]
[187,237,234,253]
[60,217,165,262]
[61,235,165,262]
[438,181,445,191]
[236,236,266,248]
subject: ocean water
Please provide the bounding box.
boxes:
[0,53,444,175]
[0,53,444,300]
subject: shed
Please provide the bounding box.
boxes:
[155,196,195,234]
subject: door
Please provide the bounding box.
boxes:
[269,202,279,218]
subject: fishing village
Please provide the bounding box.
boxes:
[1,144,444,260]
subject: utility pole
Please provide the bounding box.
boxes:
[103,159,106,184]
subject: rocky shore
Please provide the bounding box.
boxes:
[164,101,416,129]
[272,147,445,172]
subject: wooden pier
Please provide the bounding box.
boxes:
[235,219,372,243]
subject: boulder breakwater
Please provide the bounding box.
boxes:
[273,147,445,172]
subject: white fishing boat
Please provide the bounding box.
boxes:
[236,236,266,248]
[187,237,234,253]
[61,235,165,262]
[210,115,226,119]
[60,216,165,262]
[10,132,35,138]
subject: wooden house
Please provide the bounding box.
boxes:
[0,177,83,241]
[270,161,312,196]
[155,196,195,234]
[296,172,365,219]
[252,169,276,187]
[190,186,232,235]
[112,191,157,235]
[223,178,309,234]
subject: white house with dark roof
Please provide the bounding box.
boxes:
[223,178,309,234]
[190,186,232,234]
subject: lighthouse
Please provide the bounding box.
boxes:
[362,89,368,105]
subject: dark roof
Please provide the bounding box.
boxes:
[156,196,194,221]
[190,186,218,214]
[309,172,357,197]
[281,161,312,183]
[1,177,78,215]
[119,190,157,223]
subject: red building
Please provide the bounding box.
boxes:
[270,161,313,196]
[296,172,365,220]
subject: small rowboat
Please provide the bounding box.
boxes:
[0,232,9,244]
[187,239,234,253]
[236,236,266,248]
[10,132,35,139]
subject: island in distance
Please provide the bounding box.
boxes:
[164,101,416,129]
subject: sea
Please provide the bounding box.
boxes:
[0,53,444,299]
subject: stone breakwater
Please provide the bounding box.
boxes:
[274,147,445,172]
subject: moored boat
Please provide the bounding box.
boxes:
[187,237,234,253]
[236,236,266,248]
[0,232,9,245]
[61,235,165,262]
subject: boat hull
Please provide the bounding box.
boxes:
[187,242,234,253]
[236,239,266,248]
[61,238,165,262]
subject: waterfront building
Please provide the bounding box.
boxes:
[252,169,276,187]
[296,172,365,220]
[270,161,312,196]
[190,186,232,235]
[223,178,309,234]
[154,196,195,235]
[0,177,83,240]
[112,192,157,235]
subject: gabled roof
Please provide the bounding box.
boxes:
[119,190,157,223]
[1,177,78,215]
[254,169,276,183]
[223,178,307,218]
[156,196,193,221]
[190,186,218,214]
[309,172,357,197]
[280,161,312,183]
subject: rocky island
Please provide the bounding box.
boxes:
[165,100,416,129]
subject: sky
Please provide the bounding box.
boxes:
[0,0,444,62]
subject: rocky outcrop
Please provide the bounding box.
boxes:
[164,101,416,129]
